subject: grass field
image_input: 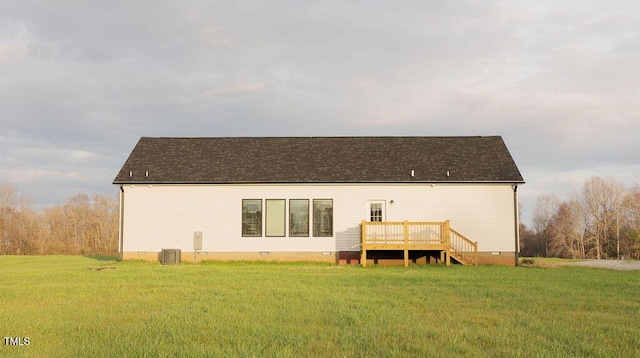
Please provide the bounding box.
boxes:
[1,256,638,357]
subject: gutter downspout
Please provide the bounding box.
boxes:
[119,185,125,261]
[513,184,520,266]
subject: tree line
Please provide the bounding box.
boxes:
[520,176,640,260]
[0,183,118,255]
[2,177,639,259]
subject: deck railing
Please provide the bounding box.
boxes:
[362,221,446,245]
[449,228,478,266]
[360,220,478,266]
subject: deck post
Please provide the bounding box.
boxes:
[403,220,409,267]
[475,241,478,266]
[444,220,451,267]
[403,220,409,244]
[360,221,367,267]
[444,220,451,246]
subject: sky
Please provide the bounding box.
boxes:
[1,0,639,225]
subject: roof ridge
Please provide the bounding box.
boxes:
[140,135,502,139]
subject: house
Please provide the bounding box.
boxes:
[113,136,524,266]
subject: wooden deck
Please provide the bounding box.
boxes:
[360,220,478,267]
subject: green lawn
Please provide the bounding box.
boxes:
[1,256,638,357]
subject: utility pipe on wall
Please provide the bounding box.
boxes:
[119,185,125,261]
[513,184,520,266]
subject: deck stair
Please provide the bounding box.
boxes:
[360,220,478,267]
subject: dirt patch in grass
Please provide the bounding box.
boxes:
[565,259,640,271]
[521,258,640,271]
[87,267,117,271]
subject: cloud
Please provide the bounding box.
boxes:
[201,82,266,97]
[198,25,237,49]
[0,166,80,184]
[1,0,639,220]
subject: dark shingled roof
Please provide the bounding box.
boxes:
[113,136,524,184]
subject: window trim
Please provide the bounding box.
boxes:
[289,199,310,237]
[242,199,262,237]
[367,200,386,222]
[312,199,333,237]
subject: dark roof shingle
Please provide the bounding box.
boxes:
[113,136,524,184]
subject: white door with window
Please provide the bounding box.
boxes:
[367,201,386,222]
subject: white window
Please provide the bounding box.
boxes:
[368,201,385,222]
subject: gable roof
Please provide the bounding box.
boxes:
[113,136,524,184]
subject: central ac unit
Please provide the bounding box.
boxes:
[161,249,181,265]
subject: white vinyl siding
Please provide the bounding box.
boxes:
[121,183,517,254]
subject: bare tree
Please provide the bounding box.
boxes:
[13,195,40,255]
[0,184,18,254]
[64,194,92,254]
[0,183,119,256]
[518,222,537,257]
[580,177,627,259]
[92,194,119,254]
[623,186,640,259]
[44,206,68,254]
[531,194,560,257]
[549,199,589,259]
